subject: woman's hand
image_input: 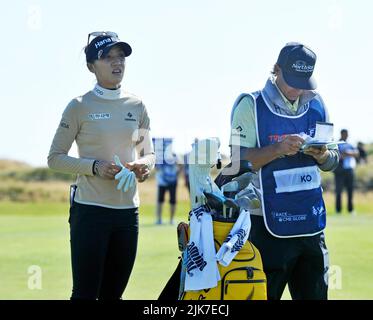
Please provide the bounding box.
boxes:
[125,162,150,183]
[94,160,121,179]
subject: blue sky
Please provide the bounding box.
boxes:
[1,0,372,166]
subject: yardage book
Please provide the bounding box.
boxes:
[300,122,341,150]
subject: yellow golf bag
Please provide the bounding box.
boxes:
[180,220,267,300]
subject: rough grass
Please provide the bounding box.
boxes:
[1,192,373,300]
[1,158,373,300]
[0,201,190,300]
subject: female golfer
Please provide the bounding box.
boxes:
[48,31,155,300]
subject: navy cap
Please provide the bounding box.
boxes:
[277,42,317,90]
[85,35,132,63]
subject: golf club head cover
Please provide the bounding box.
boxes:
[188,138,223,209]
[214,160,254,190]
[221,171,255,193]
[235,184,261,209]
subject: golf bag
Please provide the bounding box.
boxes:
[158,138,267,300]
[180,220,267,300]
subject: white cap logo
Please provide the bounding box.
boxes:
[292,60,314,73]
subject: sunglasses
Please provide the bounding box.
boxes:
[87,31,119,46]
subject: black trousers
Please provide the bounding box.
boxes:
[69,201,139,300]
[158,260,181,300]
[157,184,177,204]
[334,169,355,213]
[250,215,329,300]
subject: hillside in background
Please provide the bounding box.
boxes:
[0,159,31,171]
[1,143,372,203]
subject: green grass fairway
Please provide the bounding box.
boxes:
[0,201,373,300]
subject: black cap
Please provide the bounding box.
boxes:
[85,35,132,63]
[277,42,317,90]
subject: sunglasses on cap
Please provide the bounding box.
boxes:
[87,31,119,46]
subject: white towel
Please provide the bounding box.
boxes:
[184,206,220,291]
[216,209,251,267]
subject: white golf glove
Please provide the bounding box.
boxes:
[113,155,136,192]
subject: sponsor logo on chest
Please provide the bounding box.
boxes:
[125,112,137,122]
[267,128,316,143]
[88,113,111,120]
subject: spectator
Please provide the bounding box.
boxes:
[334,129,359,214]
[183,153,190,193]
[155,152,179,225]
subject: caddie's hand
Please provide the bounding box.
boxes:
[276,135,305,156]
[94,160,121,179]
[303,146,330,164]
[125,162,151,183]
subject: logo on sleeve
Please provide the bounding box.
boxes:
[232,126,246,138]
[60,121,70,129]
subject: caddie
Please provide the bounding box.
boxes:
[229,42,339,300]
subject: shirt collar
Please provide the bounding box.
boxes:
[272,78,299,112]
[92,83,122,100]
[262,77,317,116]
